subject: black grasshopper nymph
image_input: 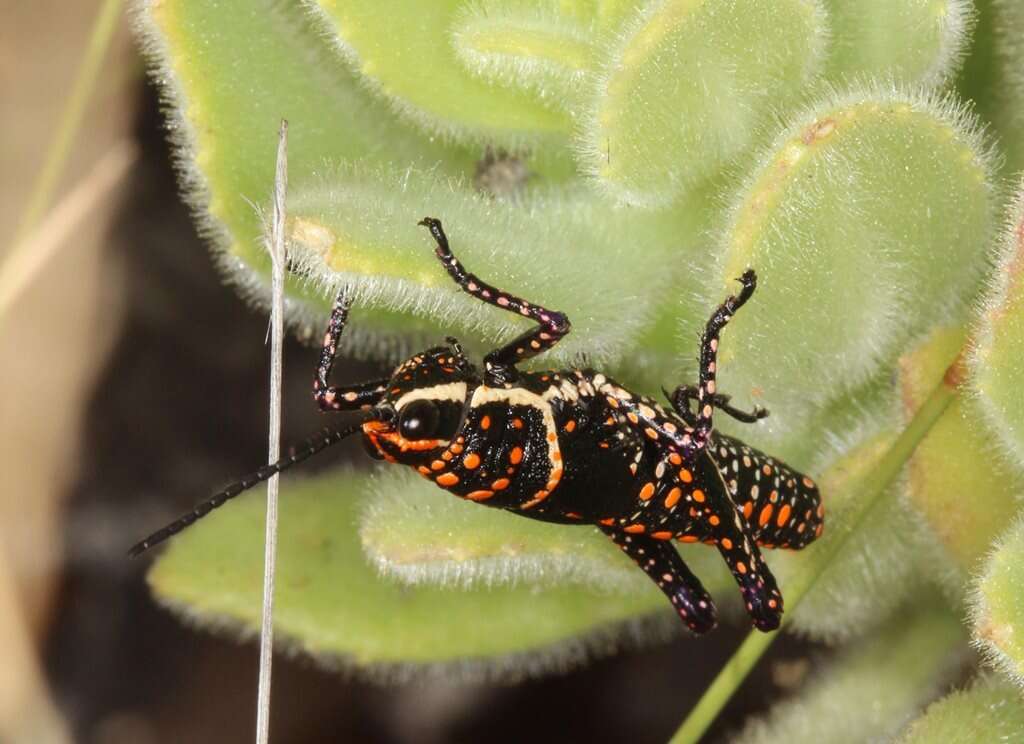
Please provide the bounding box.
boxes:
[132,218,824,633]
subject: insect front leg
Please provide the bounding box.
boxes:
[419,217,570,386]
[601,527,717,634]
[693,270,757,447]
[312,290,388,412]
[667,385,768,425]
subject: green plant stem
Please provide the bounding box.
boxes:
[7,0,124,248]
[670,363,960,744]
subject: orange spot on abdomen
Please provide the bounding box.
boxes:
[776,504,792,527]
[436,473,459,487]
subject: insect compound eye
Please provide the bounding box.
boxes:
[397,399,441,441]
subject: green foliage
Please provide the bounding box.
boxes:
[134,0,1024,731]
[972,179,1024,473]
[149,472,668,677]
[905,325,1023,579]
[734,607,965,744]
[970,511,1024,689]
[897,676,1024,743]
[576,0,827,207]
[822,0,974,86]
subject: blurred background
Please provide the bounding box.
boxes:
[1,2,822,742]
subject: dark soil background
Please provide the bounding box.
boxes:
[41,83,818,744]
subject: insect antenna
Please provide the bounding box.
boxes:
[128,422,364,557]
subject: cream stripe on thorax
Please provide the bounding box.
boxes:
[469,385,562,498]
[393,382,468,410]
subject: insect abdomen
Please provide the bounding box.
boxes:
[712,434,823,549]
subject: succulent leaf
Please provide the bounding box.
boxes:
[734,608,965,744]
[897,675,1024,743]
[148,471,670,678]
[576,0,828,207]
[712,86,995,444]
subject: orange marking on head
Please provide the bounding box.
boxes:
[776,504,792,527]
[651,531,673,540]
[565,420,577,433]
[599,518,615,526]
[679,535,699,543]
[721,537,733,550]
[510,446,523,464]
[692,489,706,503]
[759,504,774,527]
[743,501,754,519]
[665,487,682,508]
[679,469,693,483]
[480,415,491,430]
[463,453,481,469]
[378,432,445,452]
[430,460,445,471]
[521,490,549,509]
[669,453,682,465]
[492,478,510,490]
[436,473,459,487]
[624,524,645,534]
[737,561,748,575]
[639,482,656,501]
[466,490,494,501]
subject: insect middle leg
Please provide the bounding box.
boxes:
[312,291,388,412]
[601,527,717,634]
[693,270,757,447]
[419,217,570,386]
[667,385,768,426]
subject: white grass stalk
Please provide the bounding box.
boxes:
[256,119,288,744]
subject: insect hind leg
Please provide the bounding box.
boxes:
[601,527,717,634]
